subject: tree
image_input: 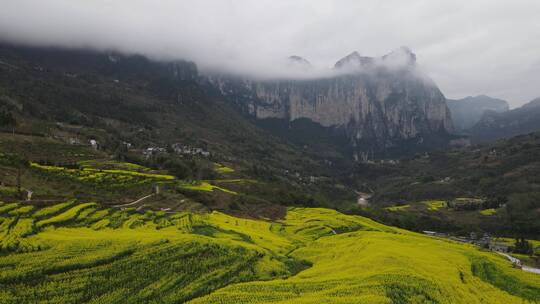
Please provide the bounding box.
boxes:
[0,109,16,130]
[513,238,534,255]
[166,160,192,179]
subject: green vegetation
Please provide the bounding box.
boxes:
[385,204,410,211]
[353,132,540,237]
[7,205,34,216]
[78,160,152,172]
[425,200,447,211]
[0,186,18,196]
[0,203,19,214]
[178,181,237,195]
[214,163,235,174]
[470,255,539,301]
[1,203,539,303]
[0,44,355,217]
[480,208,497,216]
[36,202,96,227]
[30,162,173,190]
[32,200,75,219]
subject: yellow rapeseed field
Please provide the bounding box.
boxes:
[0,201,538,303]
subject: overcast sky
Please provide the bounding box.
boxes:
[1,0,539,107]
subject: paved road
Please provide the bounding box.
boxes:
[498,252,540,275]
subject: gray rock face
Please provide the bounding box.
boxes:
[208,48,453,153]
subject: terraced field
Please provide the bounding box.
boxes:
[0,201,538,303]
[30,163,175,190]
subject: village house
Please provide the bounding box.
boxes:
[142,147,166,159]
[171,143,210,157]
[489,242,510,253]
[89,139,98,150]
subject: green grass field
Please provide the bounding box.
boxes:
[0,201,538,303]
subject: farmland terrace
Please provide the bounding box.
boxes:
[0,201,538,303]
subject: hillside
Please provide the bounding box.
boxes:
[1,43,539,238]
[0,43,356,212]
[351,132,540,237]
[1,201,538,303]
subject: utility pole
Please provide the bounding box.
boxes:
[16,165,21,198]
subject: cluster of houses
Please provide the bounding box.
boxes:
[140,143,210,159]
[447,197,485,211]
[64,136,99,150]
[363,159,400,165]
[63,133,211,159]
[142,147,167,159]
[171,143,210,157]
[353,152,400,165]
[283,170,324,184]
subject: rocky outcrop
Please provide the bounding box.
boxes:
[207,47,454,156]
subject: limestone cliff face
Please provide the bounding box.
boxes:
[208,48,453,154]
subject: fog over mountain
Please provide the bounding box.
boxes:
[1,0,539,107]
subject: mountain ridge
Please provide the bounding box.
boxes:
[468,96,540,142]
[207,47,455,159]
[446,95,509,131]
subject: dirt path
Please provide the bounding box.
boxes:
[113,194,154,208]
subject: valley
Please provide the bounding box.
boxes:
[0,39,539,303]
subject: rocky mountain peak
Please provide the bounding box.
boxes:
[522,97,540,108]
[207,46,453,157]
[382,46,416,67]
[334,47,417,71]
[288,55,311,65]
[334,51,374,69]
[446,95,509,131]
[287,55,312,70]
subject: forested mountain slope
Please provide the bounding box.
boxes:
[0,43,356,213]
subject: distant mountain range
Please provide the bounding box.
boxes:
[447,95,540,142]
[2,42,538,159]
[468,97,540,142]
[446,95,509,131]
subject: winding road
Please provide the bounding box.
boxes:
[498,252,540,275]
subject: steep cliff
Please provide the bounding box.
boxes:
[208,47,454,158]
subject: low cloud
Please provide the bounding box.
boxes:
[0,0,539,106]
